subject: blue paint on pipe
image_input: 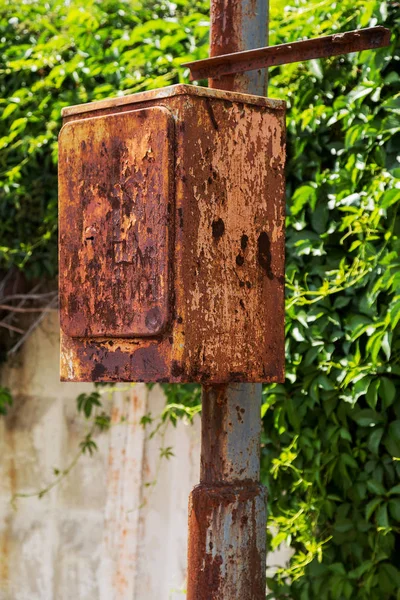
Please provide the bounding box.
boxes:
[241,0,269,94]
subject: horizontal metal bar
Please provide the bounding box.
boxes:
[183,27,391,81]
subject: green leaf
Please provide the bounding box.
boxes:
[379,563,400,593]
[388,499,400,521]
[353,375,371,399]
[381,188,400,209]
[339,428,352,442]
[292,325,306,342]
[0,386,13,416]
[366,497,382,521]
[348,85,373,103]
[341,453,358,469]
[309,59,323,80]
[334,518,353,533]
[367,479,386,496]
[389,299,400,330]
[10,116,27,132]
[349,561,373,579]
[366,331,385,363]
[77,391,102,419]
[2,103,18,119]
[376,503,390,528]
[366,378,380,410]
[351,409,383,427]
[379,377,396,407]
[80,436,98,456]
[388,484,400,496]
[291,184,317,216]
[384,421,400,458]
[381,331,392,361]
[368,427,384,455]
[160,446,175,459]
[317,374,335,391]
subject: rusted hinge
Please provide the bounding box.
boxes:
[183,26,391,81]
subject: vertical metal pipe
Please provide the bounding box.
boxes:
[200,384,262,485]
[187,2,269,598]
[187,385,266,599]
[209,0,268,94]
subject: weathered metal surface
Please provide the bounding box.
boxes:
[61,84,283,119]
[186,385,267,597]
[187,482,267,600]
[209,0,269,92]
[59,85,286,383]
[184,26,391,81]
[173,94,285,383]
[59,107,174,339]
[200,384,262,483]
[186,4,269,599]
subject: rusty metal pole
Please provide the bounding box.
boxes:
[187,385,267,599]
[208,0,268,93]
[187,2,269,599]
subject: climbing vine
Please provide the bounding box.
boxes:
[262,1,400,598]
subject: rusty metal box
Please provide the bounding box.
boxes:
[59,85,286,383]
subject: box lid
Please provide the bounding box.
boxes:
[61,84,286,118]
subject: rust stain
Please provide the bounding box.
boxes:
[208,0,244,91]
[199,384,261,484]
[61,84,285,120]
[184,26,392,81]
[208,0,266,92]
[0,430,17,592]
[59,106,174,340]
[59,85,286,383]
[0,531,9,592]
[173,95,286,383]
[187,483,266,600]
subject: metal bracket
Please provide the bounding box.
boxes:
[183,26,391,81]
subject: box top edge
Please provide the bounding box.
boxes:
[61,84,286,118]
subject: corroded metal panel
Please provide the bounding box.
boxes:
[59,107,174,338]
[59,85,286,383]
[171,94,286,382]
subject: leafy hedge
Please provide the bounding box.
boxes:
[263,1,400,598]
[1,0,400,598]
[0,0,208,277]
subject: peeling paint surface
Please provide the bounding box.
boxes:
[59,107,174,339]
[186,383,266,599]
[61,84,285,118]
[208,0,268,92]
[187,483,267,600]
[59,85,286,383]
[200,384,262,483]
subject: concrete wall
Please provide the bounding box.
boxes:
[0,312,200,600]
[0,312,290,599]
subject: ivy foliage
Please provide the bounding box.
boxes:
[0,0,208,277]
[263,1,400,598]
[1,0,400,597]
